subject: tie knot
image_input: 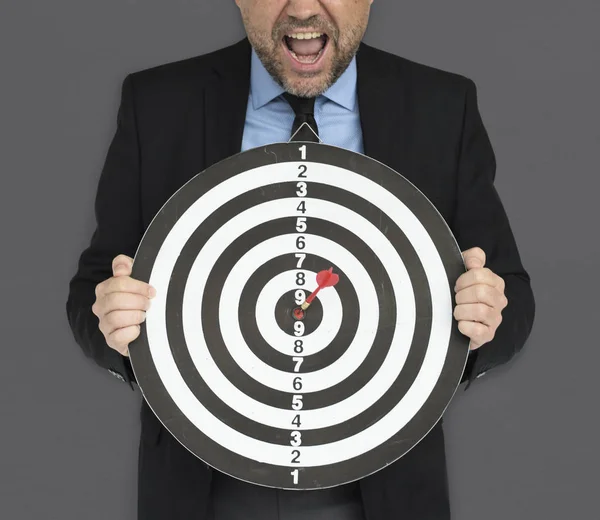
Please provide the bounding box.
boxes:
[283,93,316,117]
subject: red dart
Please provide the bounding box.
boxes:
[301,267,339,310]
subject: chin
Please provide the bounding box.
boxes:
[281,63,333,98]
[284,78,328,98]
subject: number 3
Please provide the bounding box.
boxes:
[296,182,307,197]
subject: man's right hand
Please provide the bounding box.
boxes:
[92,254,156,357]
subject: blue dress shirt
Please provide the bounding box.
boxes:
[241,49,364,154]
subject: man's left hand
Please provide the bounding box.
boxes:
[454,247,508,350]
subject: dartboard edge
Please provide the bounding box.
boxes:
[129,141,469,490]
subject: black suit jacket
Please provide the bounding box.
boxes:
[66,38,535,520]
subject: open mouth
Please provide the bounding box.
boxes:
[283,32,329,65]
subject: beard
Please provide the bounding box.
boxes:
[243,14,366,98]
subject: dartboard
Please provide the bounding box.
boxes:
[129,142,469,490]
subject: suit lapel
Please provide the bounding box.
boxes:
[203,38,252,169]
[356,42,408,175]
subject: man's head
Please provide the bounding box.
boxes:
[235,0,373,98]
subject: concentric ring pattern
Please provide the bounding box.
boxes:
[130,142,469,490]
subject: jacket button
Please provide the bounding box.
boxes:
[108,369,125,381]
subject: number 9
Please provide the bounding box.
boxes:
[294,321,305,336]
[295,290,305,305]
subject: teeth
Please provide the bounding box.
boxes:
[289,48,324,64]
[287,32,323,40]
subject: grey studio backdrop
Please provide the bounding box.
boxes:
[0,1,598,519]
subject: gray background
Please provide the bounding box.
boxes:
[0,0,598,518]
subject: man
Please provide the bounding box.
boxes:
[66,1,535,519]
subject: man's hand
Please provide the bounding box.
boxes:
[92,254,156,357]
[454,247,508,350]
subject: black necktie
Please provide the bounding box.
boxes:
[283,93,320,142]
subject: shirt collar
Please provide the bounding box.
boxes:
[250,47,358,112]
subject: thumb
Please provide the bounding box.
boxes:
[462,247,486,270]
[112,254,134,277]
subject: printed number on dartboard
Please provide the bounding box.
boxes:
[291,145,309,486]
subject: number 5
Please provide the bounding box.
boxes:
[296,217,307,232]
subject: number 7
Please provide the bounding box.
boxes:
[292,357,303,372]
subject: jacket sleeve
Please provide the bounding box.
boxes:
[66,74,143,390]
[453,79,535,390]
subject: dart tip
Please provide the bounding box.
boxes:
[300,301,311,310]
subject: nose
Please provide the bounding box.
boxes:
[285,0,324,21]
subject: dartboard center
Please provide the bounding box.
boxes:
[292,307,305,320]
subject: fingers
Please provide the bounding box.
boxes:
[96,255,155,299]
[96,275,156,299]
[106,325,141,356]
[462,247,486,270]
[101,309,147,333]
[455,249,508,349]
[454,303,503,329]
[455,267,505,293]
[455,284,507,309]
[112,254,134,277]
[93,292,152,317]
[101,309,146,356]
[98,305,147,356]
[457,320,495,349]
[92,255,156,356]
